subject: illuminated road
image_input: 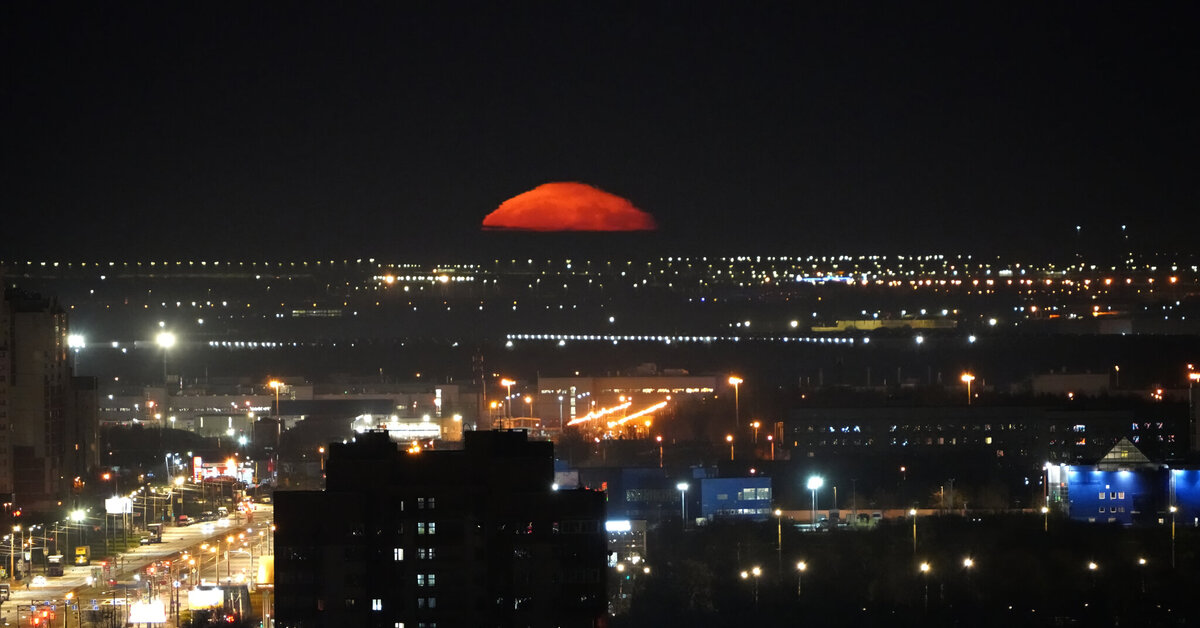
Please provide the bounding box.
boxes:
[1,504,272,627]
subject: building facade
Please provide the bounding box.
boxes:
[2,285,98,511]
[275,430,607,627]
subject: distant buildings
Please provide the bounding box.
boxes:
[785,401,1190,466]
[274,430,607,628]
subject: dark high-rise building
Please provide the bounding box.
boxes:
[1,283,98,510]
[274,430,607,628]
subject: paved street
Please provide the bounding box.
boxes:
[2,505,272,627]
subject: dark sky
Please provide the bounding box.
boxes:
[5,2,1198,260]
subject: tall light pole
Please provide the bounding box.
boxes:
[500,379,515,418]
[796,561,807,596]
[960,373,975,405]
[740,566,762,610]
[656,436,664,468]
[919,562,931,613]
[10,525,18,583]
[909,508,918,552]
[269,380,282,417]
[156,330,176,384]
[523,395,533,418]
[557,395,564,430]
[751,420,761,444]
[728,376,743,428]
[774,508,783,573]
[676,482,689,527]
[807,476,824,529]
[726,434,735,461]
[1170,505,1177,569]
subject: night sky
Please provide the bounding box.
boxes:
[5,2,1198,260]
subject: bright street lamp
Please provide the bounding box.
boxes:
[728,376,743,428]
[676,482,690,526]
[960,373,975,404]
[910,508,918,552]
[807,476,824,529]
[726,434,734,461]
[740,566,762,609]
[500,378,516,418]
[269,380,283,417]
[919,562,931,613]
[156,331,176,383]
[1170,504,1178,568]
[796,561,807,596]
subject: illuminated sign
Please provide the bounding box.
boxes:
[605,520,632,533]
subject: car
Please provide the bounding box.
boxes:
[200,511,216,522]
[32,575,47,587]
[139,537,151,545]
[177,515,192,526]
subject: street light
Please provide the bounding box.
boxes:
[796,561,807,596]
[960,373,975,405]
[1041,505,1049,532]
[1138,557,1147,593]
[740,566,762,610]
[500,378,515,418]
[919,562,931,613]
[10,525,18,584]
[807,476,824,530]
[726,434,735,461]
[1170,505,1178,568]
[751,420,761,444]
[523,395,533,417]
[909,508,918,552]
[656,435,664,468]
[268,380,283,417]
[676,482,690,527]
[156,330,176,383]
[728,376,743,428]
[774,508,783,572]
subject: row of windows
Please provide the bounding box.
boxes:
[394,547,437,561]
[1099,491,1126,500]
[714,488,771,501]
[364,597,437,611]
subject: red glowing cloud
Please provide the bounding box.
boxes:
[482,182,657,231]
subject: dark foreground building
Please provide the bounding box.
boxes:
[274,430,607,628]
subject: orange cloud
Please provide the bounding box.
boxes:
[482,182,657,231]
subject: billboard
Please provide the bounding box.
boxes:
[105,497,133,515]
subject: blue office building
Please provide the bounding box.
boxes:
[699,476,773,521]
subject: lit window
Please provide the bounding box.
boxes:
[394,548,404,561]
[372,599,382,611]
